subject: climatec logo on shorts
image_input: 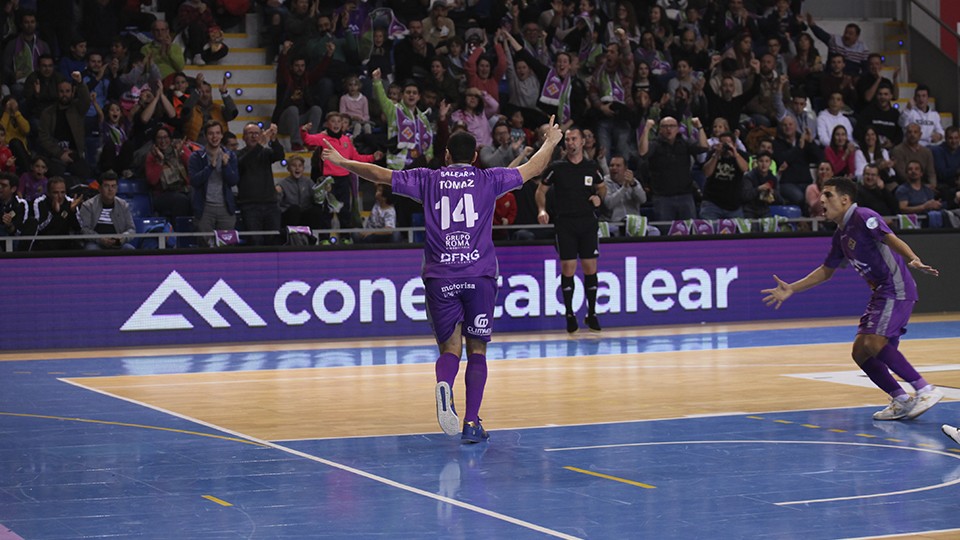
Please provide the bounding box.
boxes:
[465,313,492,336]
[121,271,267,331]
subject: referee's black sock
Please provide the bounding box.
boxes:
[584,273,598,316]
[561,275,575,316]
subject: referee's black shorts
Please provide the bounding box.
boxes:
[554,214,599,261]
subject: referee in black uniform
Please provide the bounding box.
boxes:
[536,127,607,333]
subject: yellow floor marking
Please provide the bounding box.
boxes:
[828,429,847,433]
[774,420,793,424]
[801,424,820,429]
[885,438,904,443]
[746,416,764,420]
[855,433,877,438]
[564,466,656,489]
[0,412,267,447]
[202,495,233,507]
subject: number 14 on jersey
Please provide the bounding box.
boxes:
[435,194,479,230]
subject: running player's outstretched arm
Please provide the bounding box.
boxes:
[518,115,563,182]
[321,140,393,184]
[761,265,836,309]
[883,233,940,276]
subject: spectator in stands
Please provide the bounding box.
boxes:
[633,60,665,104]
[200,25,229,66]
[129,82,177,155]
[607,2,642,48]
[891,123,937,188]
[422,0,455,48]
[236,122,284,246]
[79,170,135,250]
[24,54,64,119]
[638,116,708,221]
[181,72,238,145]
[451,87,499,148]
[176,0,216,65]
[590,33,634,164]
[806,161,833,218]
[301,113,383,229]
[0,126,13,177]
[933,126,960,186]
[425,57,459,108]
[581,128,609,179]
[806,14,869,74]
[722,32,756,86]
[774,78,817,142]
[703,58,761,134]
[855,53,896,114]
[480,121,523,168]
[762,0,805,42]
[701,130,750,219]
[602,154,646,235]
[743,150,780,219]
[711,0,760,52]
[516,49,586,130]
[277,155,330,231]
[787,33,822,99]
[393,19,435,83]
[57,36,88,79]
[140,19,185,79]
[364,28,394,83]
[339,75,373,137]
[0,172,30,248]
[856,86,902,149]
[764,36,789,80]
[372,68,435,170]
[31,176,82,250]
[145,126,193,222]
[819,53,857,111]
[0,97,30,174]
[188,119,239,246]
[274,40,328,152]
[37,72,92,181]
[670,28,711,73]
[96,101,135,176]
[464,29,507,104]
[744,53,781,127]
[895,160,941,217]
[2,11,50,98]
[824,124,856,178]
[773,114,822,210]
[816,91,853,147]
[357,184,398,243]
[899,85,944,147]
[19,155,48,202]
[635,30,672,78]
[303,15,359,111]
[855,126,896,185]
[856,163,899,216]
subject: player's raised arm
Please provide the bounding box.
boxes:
[882,233,940,276]
[518,115,563,182]
[321,140,393,185]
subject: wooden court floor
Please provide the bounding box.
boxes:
[1,314,959,539]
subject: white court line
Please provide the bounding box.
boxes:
[58,378,581,540]
[787,364,960,400]
[544,440,960,505]
[841,527,960,539]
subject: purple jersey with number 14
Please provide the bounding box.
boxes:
[392,164,523,279]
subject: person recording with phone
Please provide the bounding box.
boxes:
[700,131,750,219]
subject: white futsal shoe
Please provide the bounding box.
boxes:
[873,396,915,421]
[907,386,944,420]
[942,425,960,446]
[435,381,461,436]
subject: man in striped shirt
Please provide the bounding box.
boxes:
[806,13,869,74]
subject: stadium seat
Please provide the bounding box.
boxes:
[175,216,197,248]
[119,193,154,219]
[134,217,173,249]
[118,177,148,195]
[768,205,802,219]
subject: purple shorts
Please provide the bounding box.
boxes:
[424,276,498,344]
[858,297,914,339]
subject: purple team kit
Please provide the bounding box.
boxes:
[392,164,523,343]
[825,204,918,338]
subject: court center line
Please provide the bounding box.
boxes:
[58,378,582,540]
[545,440,960,505]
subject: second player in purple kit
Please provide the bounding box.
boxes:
[322,116,564,443]
[762,177,942,421]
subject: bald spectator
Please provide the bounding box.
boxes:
[891,123,937,188]
[638,116,708,221]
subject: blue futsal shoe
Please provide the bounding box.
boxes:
[435,381,460,436]
[461,420,489,444]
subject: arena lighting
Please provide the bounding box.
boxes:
[246,105,253,112]
[258,122,264,128]
[224,71,232,79]
[235,88,243,96]
[281,159,287,166]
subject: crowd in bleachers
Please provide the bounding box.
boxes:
[1,0,960,251]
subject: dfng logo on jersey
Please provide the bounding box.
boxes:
[121,271,267,331]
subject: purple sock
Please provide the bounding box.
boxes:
[435,352,461,387]
[875,343,928,390]
[464,353,488,422]
[860,356,907,398]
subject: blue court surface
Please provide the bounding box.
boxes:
[2,320,960,539]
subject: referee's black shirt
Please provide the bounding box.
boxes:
[542,158,604,218]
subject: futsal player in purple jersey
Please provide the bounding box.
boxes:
[322,117,564,442]
[762,177,942,421]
